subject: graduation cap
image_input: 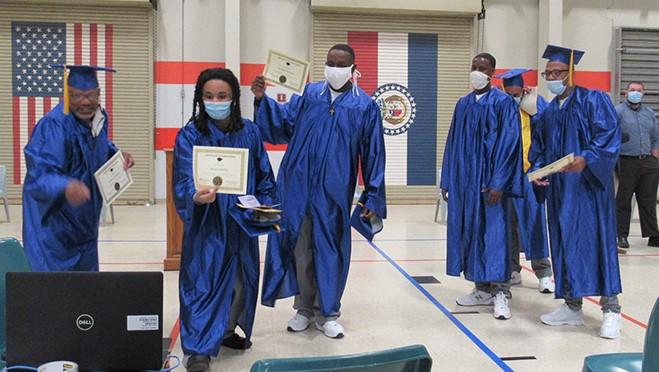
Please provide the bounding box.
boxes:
[51,64,117,114]
[495,68,530,88]
[350,202,383,242]
[541,45,584,86]
[228,207,282,238]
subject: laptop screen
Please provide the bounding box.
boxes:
[5,272,163,371]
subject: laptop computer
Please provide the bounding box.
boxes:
[5,272,163,371]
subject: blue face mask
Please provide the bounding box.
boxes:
[627,91,643,104]
[546,79,566,95]
[204,101,232,120]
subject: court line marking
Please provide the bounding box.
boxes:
[519,265,648,329]
[368,240,513,372]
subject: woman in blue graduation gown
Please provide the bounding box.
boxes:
[173,68,276,371]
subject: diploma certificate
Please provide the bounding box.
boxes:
[193,146,249,195]
[527,153,575,182]
[263,49,310,93]
[94,151,133,205]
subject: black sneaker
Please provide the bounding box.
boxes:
[648,236,659,247]
[221,332,253,350]
[186,355,210,372]
[617,236,629,249]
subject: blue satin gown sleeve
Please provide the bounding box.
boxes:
[172,127,207,225]
[23,117,72,203]
[528,110,548,202]
[440,104,459,193]
[580,91,620,189]
[360,101,387,218]
[536,95,549,115]
[254,93,305,145]
[252,128,277,207]
[488,97,523,196]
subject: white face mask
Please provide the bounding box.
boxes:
[325,65,354,90]
[513,96,522,105]
[470,70,490,90]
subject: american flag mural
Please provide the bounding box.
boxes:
[11,21,113,184]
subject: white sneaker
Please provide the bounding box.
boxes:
[538,277,555,293]
[315,320,344,339]
[287,313,311,332]
[600,312,622,339]
[540,304,584,326]
[456,289,494,306]
[493,292,511,320]
[510,271,522,286]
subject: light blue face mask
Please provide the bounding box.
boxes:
[546,79,566,95]
[627,91,643,104]
[204,101,232,120]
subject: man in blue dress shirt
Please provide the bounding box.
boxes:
[615,81,659,251]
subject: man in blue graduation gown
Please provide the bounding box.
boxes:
[441,53,523,320]
[22,65,134,271]
[251,44,387,338]
[530,45,622,339]
[495,69,554,293]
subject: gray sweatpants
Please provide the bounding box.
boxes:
[508,198,553,278]
[224,263,245,338]
[293,216,340,324]
[562,265,621,313]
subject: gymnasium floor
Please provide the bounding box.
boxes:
[1,203,656,371]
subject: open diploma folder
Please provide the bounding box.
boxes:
[527,153,575,182]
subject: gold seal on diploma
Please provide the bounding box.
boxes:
[212,176,223,186]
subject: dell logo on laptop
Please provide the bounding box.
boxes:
[76,314,94,331]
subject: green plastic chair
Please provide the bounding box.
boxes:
[250,344,432,372]
[0,238,32,368]
[582,297,659,372]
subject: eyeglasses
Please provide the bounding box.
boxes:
[69,91,100,101]
[541,69,569,79]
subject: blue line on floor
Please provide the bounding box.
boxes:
[98,239,167,243]
[356,238,446,242]
[368,241,513,372]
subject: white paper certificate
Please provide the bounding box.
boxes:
[527,153,575,182]
[263,49,310,93]
[193,146,249,195]
[94,151,133,205]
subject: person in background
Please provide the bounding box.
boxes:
[495,68,554,293]
[615,81,659,251]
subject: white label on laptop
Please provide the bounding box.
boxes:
[127,315,159,331]
[238,195,261,208]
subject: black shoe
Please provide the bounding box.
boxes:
[617,236,629,249]
[221,332,252,350]
[648,237,659,247]
[186,355,210,372]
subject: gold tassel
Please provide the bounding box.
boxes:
[568,50,574,87]
[63,68,70,114]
